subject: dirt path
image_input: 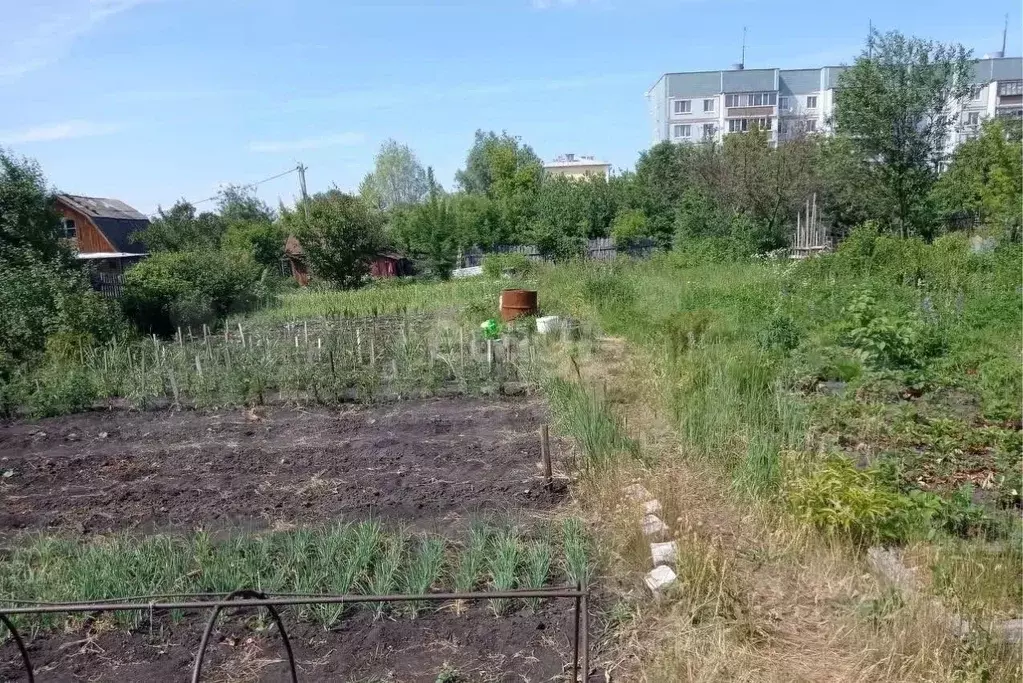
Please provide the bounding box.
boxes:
[572,339,984,683]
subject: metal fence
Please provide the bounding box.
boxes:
[1,585,589,683]
[462,237,657,267]
[89,272,125,298]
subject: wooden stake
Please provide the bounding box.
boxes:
[369,335,376,367]
[195,355,203,377]
[541,424,553,492]
[487,339,494,371]
[356,328,363,364]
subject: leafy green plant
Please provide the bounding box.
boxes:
[785,454,942,545]
[482,252,531,279]
[561,518,592,589]
[844,291,929,371]
[520,534,553,611]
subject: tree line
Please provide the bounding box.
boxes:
[0,29,1020,374]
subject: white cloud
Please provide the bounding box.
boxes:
[0,0,161,80]
[0,120,121,145]
[248,132,366,153]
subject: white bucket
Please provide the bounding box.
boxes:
[536,315,563,334]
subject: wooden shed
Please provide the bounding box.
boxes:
[54,194,150,295]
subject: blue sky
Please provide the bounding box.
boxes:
[1,0,1019,215]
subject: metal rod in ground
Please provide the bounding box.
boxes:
[541,424,553,492]
[192,589,297,683]
[0,613,34,683]
[572,591,581,681]
[581,587,589,682]
[0,587,586,615]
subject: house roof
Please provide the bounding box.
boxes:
[55,194,150,252]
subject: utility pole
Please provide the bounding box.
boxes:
[297,162,309,221]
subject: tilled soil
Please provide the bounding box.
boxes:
[0,397,565,537]
[0,603,587,682]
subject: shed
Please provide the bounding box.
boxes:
[54,194,150,295]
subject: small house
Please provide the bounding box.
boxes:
[282,237,411,285]
[55,194,150,294]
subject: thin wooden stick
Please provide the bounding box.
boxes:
[541,425,553,493]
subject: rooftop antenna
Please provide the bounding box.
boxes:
[741,26,747,68]
[1002,13,1008,55]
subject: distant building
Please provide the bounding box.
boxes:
[282,236,412,285]
[54,194,150,295]
[646,56,1023,155]
[544,154,611,180]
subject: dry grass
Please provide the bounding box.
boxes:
[558,337,1022,683]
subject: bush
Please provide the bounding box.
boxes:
[843,291,935,371]
[0,256,124,365]
[785,455,942,545]
[121,251,263,336]
[482,252,531,279]
[610,209,649,249]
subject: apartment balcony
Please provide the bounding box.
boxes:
[725,105,776,118]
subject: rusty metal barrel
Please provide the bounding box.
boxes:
[499,289,538,322]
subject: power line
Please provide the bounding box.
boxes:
[190,165,302,206]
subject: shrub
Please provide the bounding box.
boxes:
[0,256,124,364]
[785,455,942,545]
[121,251,263,336]
[844,291,932,371]
[482,252,531,279]
[610,209,649,249]
[758,312,801,354]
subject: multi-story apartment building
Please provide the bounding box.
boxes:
[647,56,1022,154]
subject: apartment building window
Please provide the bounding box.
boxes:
[725,92,778,108]
[965,112,980,126]
[673,124,692,139]
[61,219,76,240]
[999,80,1023,96]
[673,99,691,114]
[703,98,715,112]
[728,117,772,133]
[805,119,817,132]
[778,96,790,111]
[702,123,716,139]
[970,85,984,101]
[806,95,818,109]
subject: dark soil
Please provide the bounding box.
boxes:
[1,603,591,682]
[0,397,566,538]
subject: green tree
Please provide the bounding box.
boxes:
[611,209,650,249]
[0,149,69,267]
[359,139,429,211]
[217,185,275,225]
[0,150,121,364]
[221,220,285,270]
[932,119,1023,238]
[455,130,543,199]
[634,140,695,240]
[390,169,459,279]
[834,29,971,238]
[281,190,383,289]
[135,200,226,252]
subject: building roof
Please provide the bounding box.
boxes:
[544,154,610,169]
[55,194,150,253]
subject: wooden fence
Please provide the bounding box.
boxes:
[461,237,657,268]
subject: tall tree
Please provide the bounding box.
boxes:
[217,184,275,225]
[359,139,429,211]
[0,149,68,267]
[932,119,1023,238]
[455,130,543,198]
[834,29,971,238]
[135,200,226,252]
[281,190,383,289]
